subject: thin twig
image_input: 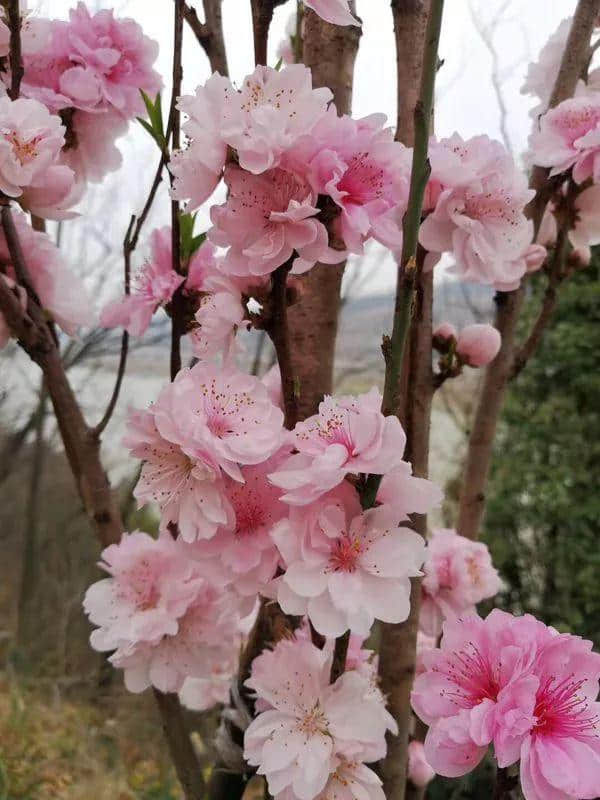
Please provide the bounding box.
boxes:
[361,0,444,510]
[170,0,184,382]
[6,0,23,99]
[183,0,229,75]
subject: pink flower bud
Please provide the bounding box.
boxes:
[456,324,501,367]
[433,322,457,341]
[408,740,436,788]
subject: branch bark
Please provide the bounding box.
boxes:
[6,0,23,99]
[183,1,229,75]
[457,0,600,541]
[374,3,443,796]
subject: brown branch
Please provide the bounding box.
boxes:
[183,1,229,75]
[153,690,207,800]
[250,0,286,66]
[170,0,184,383]
[511,229,569,379]
[329,630,350,683]
[264,260,298,429]
[6,0,23,99]
[456,0,600,541]
[492,766,518,800]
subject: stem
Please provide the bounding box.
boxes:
[492,766,518,800]
[250,0,276,66]
[265,261,299,429]
[6,0,22,99]
[329,630,350,683]
[153,690,206,800]
[170,0,184,382]
[183,0,229,75]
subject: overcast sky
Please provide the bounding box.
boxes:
[34,0,578,294]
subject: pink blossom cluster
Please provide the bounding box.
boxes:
[0,210,91,347]
[101,225,251,357]
[419,528,502,636]
[0,3,160,196]
[171,64,412,277]
[412,610,600,800]
[244,636,392,799]
[419,133,545,290]
[83,531,243,697]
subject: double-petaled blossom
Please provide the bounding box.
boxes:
[171,65,332,207]
[269,388,408,505]
[456,324,502,368]
[0,211,91,337]
[125,362,284,542]
[303,0,360,26]
[275,761,385,800]
[411,611,555,778]
[101,226,184,336]
[521,18,572,117]
[496,635,600,800]
[419,134,536,290]
[530,94,600,184]
[83,531,243,694]
[273,501,426,637]
[288,109,411,254]
[188,453,288,602]
[20,3,161,118]
[538,184,600,265]
[210,165,343,277]
[420,528,502,637]
[244,637,396,799]
[0,96,78,219]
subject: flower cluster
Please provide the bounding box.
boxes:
[244,636,392,800]
[412,610,600,800]
[0,2,160,208]
[171,63,411,275]
[419,133,542,290]
[83,531,243,697]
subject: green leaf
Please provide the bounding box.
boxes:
[274,57,283,71]
[138,90,166,150]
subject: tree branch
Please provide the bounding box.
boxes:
[153,690,206,800]
[183,1,229,75]
[264,260,299,429]
[457,0,600,541]
[170,0,184,382]
[250,0,286,66]
[5,0,23,99]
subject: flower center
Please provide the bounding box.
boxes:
[434,642,500,709]
[231,488,267,538]
[328,535,362,573]
[297,704,329,737]
[534,674,600,739]
[338,151,386,204]
[4,131,40,165]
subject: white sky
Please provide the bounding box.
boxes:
[34,0,578,294]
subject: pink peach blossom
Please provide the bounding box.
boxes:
[210,165,342,277]
[0,96,76,207]
[433,322,458,342]
[420,528,502,637]
[100,226,184,337]
[178,656,238,712]
[412,610,555,778]
[60,109,128,185]
[499,634,600,800]
[408,740,436,788]
[244,637,396,798]
[456,324,502,368]
[269,388,408,505]
[172,65,332,208]
[0,211,91,336]
[275,761,384,800]
[274,503,426,636]
[420,134,535,290]
[190,290,246,360]
[188,454,288,599]
[303,0,359,26]
[521,18,572,117]
[83,531,205,653]
[289,109,411,254]
[124,405,233,544]
[126,364,284,540]
[530,94,600,183]
[376,461,443,522]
